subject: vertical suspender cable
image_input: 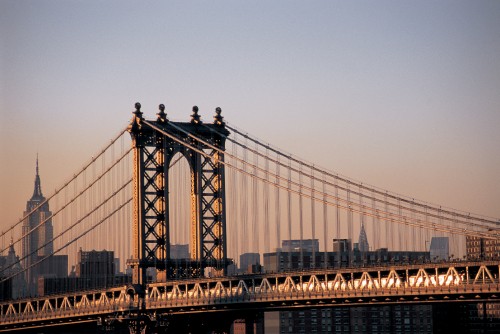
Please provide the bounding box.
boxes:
[347,184,352,266]
[252,142,259,259]
[359,184,364,258]
[298,162,304,270]
[438,206,443,260]
[385,192,389,251]
[411,200,416,252]
[275,154,281,259]
[120,133,125,274]
[335,177,340,268]
[397,198,402,251]
[109,145,113,262]
[323,171,328,269]
[264,146,270,255]
[372,189,378,251]
[310,165,316,268]
[424,206,430,256]
[229,139,238,268]
[451,213,457,260]
[421,206,426,254]
[287,157,292,270]
[241,137,248,257]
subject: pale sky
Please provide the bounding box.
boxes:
[1,0,500,233]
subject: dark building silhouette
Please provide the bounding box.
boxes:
[429,236,449,261]
[170,244,190,259]
[466,236,500,332]
[282,239,319,253]
[76,249,115,288]
[239,253,260,273]
[0,240,26,300]
[38,249,129,296]
[278,304,435,334]
[263,247,429,272]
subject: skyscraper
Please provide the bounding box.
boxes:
[21,157,67,295]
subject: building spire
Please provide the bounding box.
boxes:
[358,222,370,252]
[32,154,43,200]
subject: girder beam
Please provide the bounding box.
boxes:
[2,261,500,332]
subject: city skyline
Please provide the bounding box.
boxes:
[1,1,500,236]
[1,3,500,332]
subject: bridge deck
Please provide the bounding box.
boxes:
[1,261,499,332]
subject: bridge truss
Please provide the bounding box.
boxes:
[0,262,499,332]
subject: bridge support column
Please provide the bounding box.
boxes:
[127,103,230,282]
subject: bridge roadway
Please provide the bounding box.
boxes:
[1,261,499,332]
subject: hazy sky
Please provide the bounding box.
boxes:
[1,1,500,232]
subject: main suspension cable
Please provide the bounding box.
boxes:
[225,123,499,228]
[1,148,132,256]
[0,128,128,239]
[195,122,496,237]
[221,124,498,233]
[142,120,495,239]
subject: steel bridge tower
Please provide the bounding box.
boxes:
[127,103,229,285]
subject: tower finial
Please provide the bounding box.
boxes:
[32,155,43,199]
[157,104,168,123]
[213,107,224,125]
[191,105,201,124]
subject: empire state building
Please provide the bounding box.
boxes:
[21,158,66,295]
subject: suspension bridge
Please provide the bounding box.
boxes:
[0,103,499,333]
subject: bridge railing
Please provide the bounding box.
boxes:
[1,261,499,329]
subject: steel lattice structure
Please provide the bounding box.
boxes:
[127,103,230,285]
[1,262,499,332]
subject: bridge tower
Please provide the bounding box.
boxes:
[127,103,229,285]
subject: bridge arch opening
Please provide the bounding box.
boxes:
[167,152,193,262]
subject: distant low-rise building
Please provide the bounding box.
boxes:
[429,237,449,261]
[239,253,260,273]
[282,239,319,253]
[37,249,127,296]
[466,236,500,260]
[76,249,115,289]
[263,246,429,272]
